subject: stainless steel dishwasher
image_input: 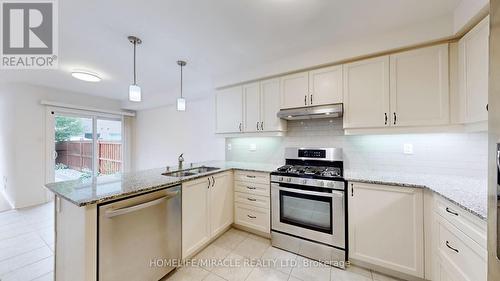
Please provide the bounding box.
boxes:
[98,185,181,281]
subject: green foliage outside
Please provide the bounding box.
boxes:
[55,116,84,142]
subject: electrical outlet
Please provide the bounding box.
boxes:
[403,144,414,154]
[249,144,257,152]
[227,143,232,151]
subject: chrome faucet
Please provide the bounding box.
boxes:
[178,153,185,171]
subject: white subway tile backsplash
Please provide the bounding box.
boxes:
[226,119,487,178]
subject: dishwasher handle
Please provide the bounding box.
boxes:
[105,190,180,218]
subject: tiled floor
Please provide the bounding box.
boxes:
[0,202,54,281]
[166,228,403,281]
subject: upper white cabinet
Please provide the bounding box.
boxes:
[459,16,489,124]
[280,66,343,109]
[309,65,343,106]
[343,56,390,129]
[348,182,424,278]
[390,44,450,127]
[280,72,309,109]
[243,83,261,132]
[216,86,243,133]
[260,79,287,132]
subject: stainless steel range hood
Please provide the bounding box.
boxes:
[277,103,343,120]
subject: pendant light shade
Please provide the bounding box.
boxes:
[177,60,187,111]
[128,36,142,102]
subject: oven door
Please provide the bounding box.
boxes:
[271,182,345,248]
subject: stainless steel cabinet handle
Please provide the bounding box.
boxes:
[247,198,257,202]
[105,192,179,218]
[256,121,259,130]
[247,215,257,219]
[239,123,242,132]
[246,175,256,178]
[304,95,307,105]
[310,94,313,105]
[246,186,256,190]
[445,207,459,216]
[384,113,388,125]
[393,113,397,125]
[446,241,459,253]
[208,177,211,189]
[260,122,264,131]
[212,176,215,187]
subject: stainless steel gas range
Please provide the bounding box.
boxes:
[270,147,347,268]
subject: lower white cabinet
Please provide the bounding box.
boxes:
[182,172,233,258]
[348,182,424,278]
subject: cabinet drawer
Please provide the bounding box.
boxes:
[234,192,270,209]
[437,215,486,281]
[234,203,270,234]
[234,170,270,185]
[234,181,270,197]
[435,197,486,248]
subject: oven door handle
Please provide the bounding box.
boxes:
[271,183,344,198]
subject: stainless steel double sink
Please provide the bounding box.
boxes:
[162,166,220,177]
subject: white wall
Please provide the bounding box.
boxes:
[0,83,123,208]
[133,96,225,171]
[225,119,488,178]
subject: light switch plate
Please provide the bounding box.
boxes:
[403,144,414,154]
[249,144,257,151]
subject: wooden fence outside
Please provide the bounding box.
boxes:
[55,140,122,175]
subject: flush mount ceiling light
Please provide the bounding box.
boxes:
[176,60,187,111]
[128,36,142,102]
[71,70,101,82]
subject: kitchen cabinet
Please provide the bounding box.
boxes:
[210,172,234,237]
[389,44,449,127]
[343,56,390,129]
[280,66,343,109]
[459,16,489,124]
[216,86,243,133]
[182,171,233,258]
[308,65,343,106]
[280,71,309,109]
[260,78,287,132]
[243,83,261,132]
[348,182,424,278]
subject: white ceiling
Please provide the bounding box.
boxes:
[0,0,462,110]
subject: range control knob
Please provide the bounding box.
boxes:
[286,178,292,183]
[317,181,324,187]
[278,176,284,181]
[327,181,334,188]
[302,179,307,184]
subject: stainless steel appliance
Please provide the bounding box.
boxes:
[271,147,347,268]
[98,186,181,281]
[277,103,343,120]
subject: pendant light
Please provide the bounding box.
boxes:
[177,60,187,111]
[128,36,142,102]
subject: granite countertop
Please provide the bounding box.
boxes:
[44,161,278,207]
[345,170,487,220]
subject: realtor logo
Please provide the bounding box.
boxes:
[1,0,58,69]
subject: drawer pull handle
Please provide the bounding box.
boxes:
[246,186,256,190]
[247,215,256,219]
[446,241,459,253]
[247,198,257,202]
[246,175,256,178]
[445,207,459,216]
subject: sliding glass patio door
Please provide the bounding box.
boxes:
[48,110,123,183]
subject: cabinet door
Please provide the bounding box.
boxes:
[343,56,390,128]
[260,78,285,132]
[210,172,233,237]
[182,176,211,258]
[243,83,261,132]
[348,182,424,278]
[390,44,449,126]
[459,16,489,123]
[309,65,343,106]
[216,86,243,133]
[280,71,309,109]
